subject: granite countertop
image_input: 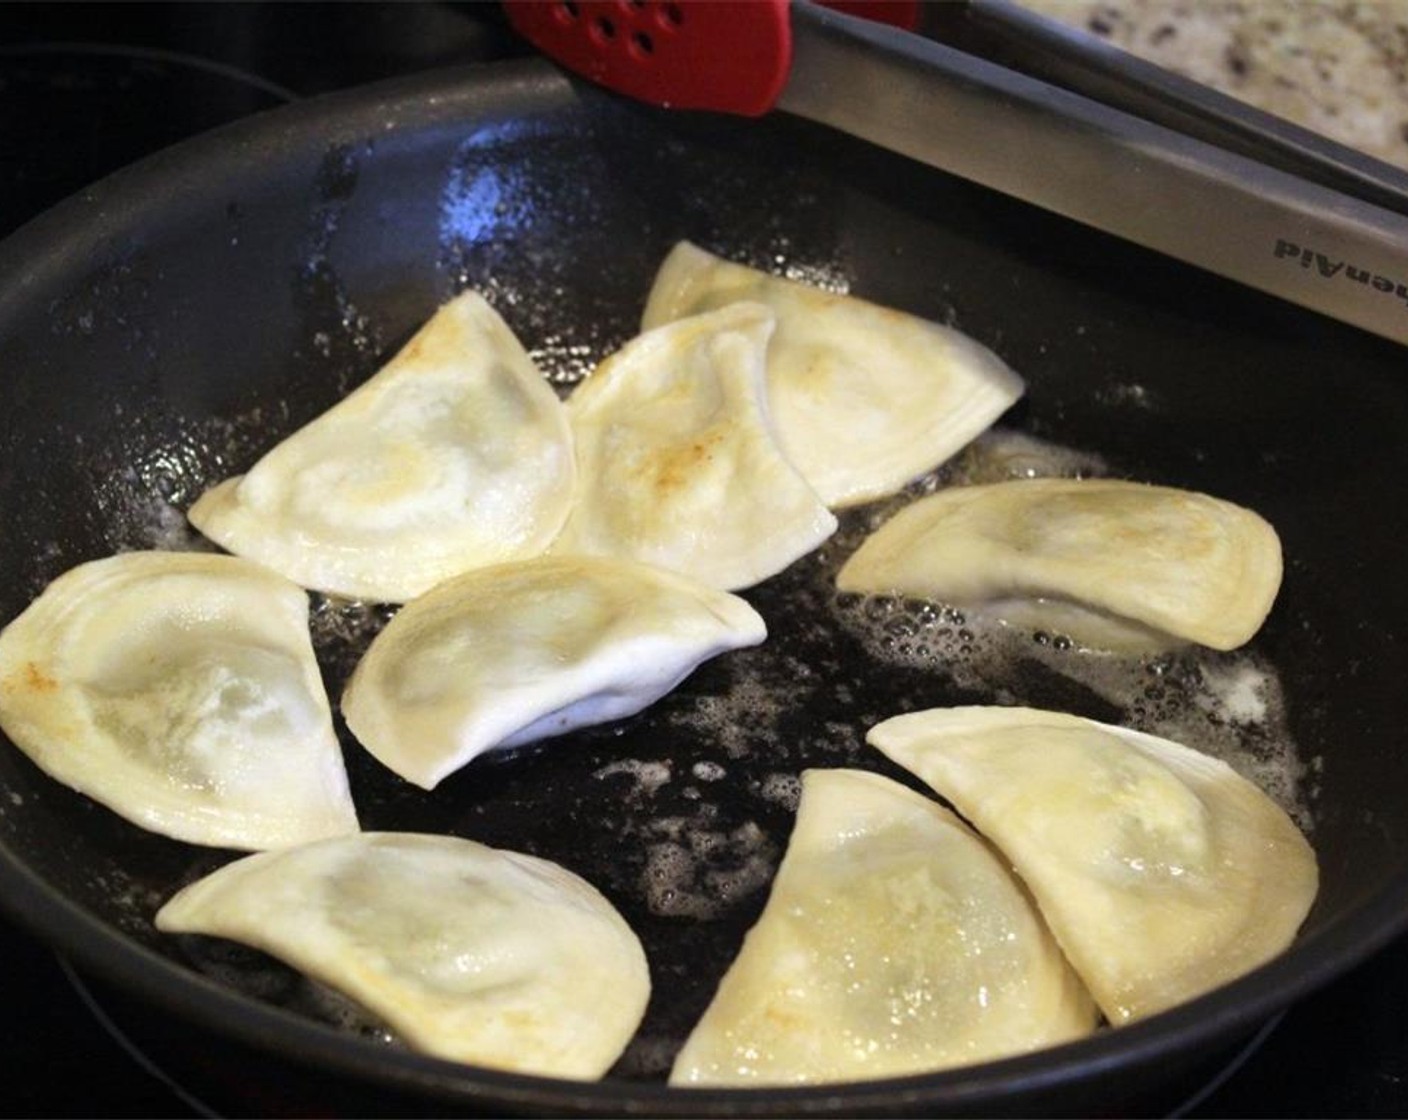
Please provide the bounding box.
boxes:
[1016,0,1408,170]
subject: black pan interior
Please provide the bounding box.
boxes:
[1,60,1407,1116]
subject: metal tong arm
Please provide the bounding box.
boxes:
[781,0,1408,348]
[940,0,1408,220]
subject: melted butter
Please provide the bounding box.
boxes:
[78,365,1315,1073]
[830,429,1311,831]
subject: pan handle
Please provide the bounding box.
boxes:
[935,0,1408,220]
[781,0,1408,349]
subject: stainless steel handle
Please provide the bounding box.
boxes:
[952,0,1408,219]
[781,1,1408,348]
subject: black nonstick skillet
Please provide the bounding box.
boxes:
[2,39,1408,1118]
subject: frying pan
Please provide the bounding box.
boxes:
[2,52,1408,1117]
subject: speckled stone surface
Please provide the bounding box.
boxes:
[1015,1,1408,169]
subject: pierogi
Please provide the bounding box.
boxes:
[641,241,1026,508]
[156,832,650,1080]
[0,552,357,850]
[189,290,575,602]
[867,706,1318,1024]
[552,302,837,590]
[837,477,1283,652]
[670,768,1098,1086]
[341,555,767,790]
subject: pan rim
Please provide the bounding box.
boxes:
[2,56,1407,1113]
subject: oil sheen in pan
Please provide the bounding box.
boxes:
[104,385,1314,1080]
[6,110,1314,1085]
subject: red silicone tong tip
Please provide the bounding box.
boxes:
[506,1,922,118]
[504,0,792,118]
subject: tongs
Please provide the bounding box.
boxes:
[506,0,1408,349]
